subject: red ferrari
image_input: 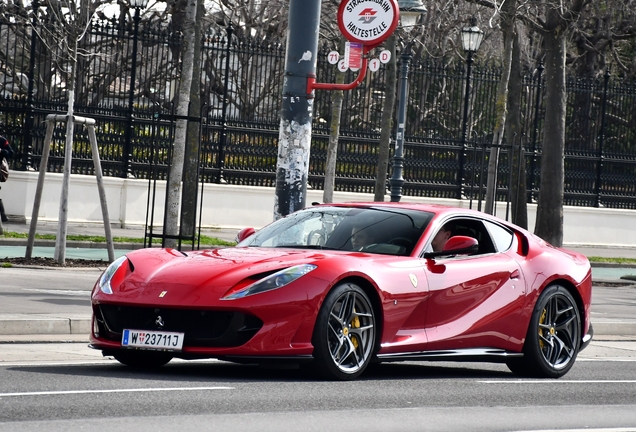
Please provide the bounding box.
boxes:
[89,203,593,380]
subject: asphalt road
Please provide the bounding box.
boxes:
[1,267,636,431]
[0,357,635,431]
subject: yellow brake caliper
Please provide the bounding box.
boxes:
[539,309,547,349]
[350,313,361,349]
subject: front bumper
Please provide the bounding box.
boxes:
[580,323,594,352]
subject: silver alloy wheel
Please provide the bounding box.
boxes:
[326,290,375,374]
[538,292,580,370]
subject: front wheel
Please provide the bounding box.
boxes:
[507,285,581,378]
[312,283,376,380]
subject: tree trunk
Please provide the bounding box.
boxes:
[534,24,566,246]
[54,36,78,265]
[323,42,346,204]
[484,0,516,215]
[165,0,198,248]
[179,0,204,240]
[506,29,528,228]
[374,34,397,202]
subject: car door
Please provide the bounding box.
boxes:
[421,218,527,352]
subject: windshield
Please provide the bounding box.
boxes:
[238,206,434,256]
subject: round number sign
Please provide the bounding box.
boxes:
[337,0,399,48]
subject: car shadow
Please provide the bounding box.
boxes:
[9,359,513,383]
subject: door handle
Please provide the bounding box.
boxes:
[510,269,520,280]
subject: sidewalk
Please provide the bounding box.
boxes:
[1,220,636,340]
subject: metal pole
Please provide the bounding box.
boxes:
[595,69,610,208]
[273,0,321,220]
[123,6,141,178]
[457,51,473,200]
[217,24,233,184]
[389,43,413,202]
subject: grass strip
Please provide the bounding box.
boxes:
[587,256,636,265]
[1,231,235,247]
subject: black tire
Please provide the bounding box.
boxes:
[312,283,376,380]
[507,284,581,378]
[113,350,173,368]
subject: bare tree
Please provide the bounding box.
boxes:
[164,0,198,248]
[520,0,590,246]
[29,0,105,264]
[374,34,397,202]
[483,0,516,214]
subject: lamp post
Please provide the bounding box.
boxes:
[457,17,483,199]
[389,0,427,202]
[123,0,149,178]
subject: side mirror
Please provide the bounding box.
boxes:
[423,235,479,259]
[443,235,478,253]
[236,227,256,243]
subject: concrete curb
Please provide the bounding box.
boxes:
[1,315,635,339]
[0,315,91,336]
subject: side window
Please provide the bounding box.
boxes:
[484,220,514,252]
[454,219,496,254]
[426,218,496,255]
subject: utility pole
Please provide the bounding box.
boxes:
[273,0,322,220]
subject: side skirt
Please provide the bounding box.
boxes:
[376,348,523,364]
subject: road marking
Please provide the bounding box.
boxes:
[0,386,233,397]
[480,380,636,384]
[23,288,91,296]
[578,358,636,362]
[514,429,636,432]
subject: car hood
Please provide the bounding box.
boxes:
[109,247,338,303]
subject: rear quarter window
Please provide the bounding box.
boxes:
[484,220,514,252]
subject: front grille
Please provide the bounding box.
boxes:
[95,304,262,348]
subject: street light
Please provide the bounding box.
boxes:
[457,17,484,199]
[123,0,149,178]
[389,0,427,202]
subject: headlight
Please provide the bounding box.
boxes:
[222,264,317,300]
[98,256,129,295]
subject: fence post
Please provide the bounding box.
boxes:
[529,61,543,203]
[217,24,233,184]
[22,0,39,170]
[595,69,610,208]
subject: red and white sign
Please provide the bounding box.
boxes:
[379,49,392,64]
[338,0,399,48]
[344,42,364,69]
[368,58,381,72]
[327,51,340,65]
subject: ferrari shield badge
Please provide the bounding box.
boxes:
[159,291,168,298]
[409,273,418,288]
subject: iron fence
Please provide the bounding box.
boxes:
[2,15,636,209]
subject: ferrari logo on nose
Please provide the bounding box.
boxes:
[155,316,164,328]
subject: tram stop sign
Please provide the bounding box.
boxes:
[337,0,399,49]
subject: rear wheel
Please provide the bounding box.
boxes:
[113,350,173,368]
[312,283,376,380]
[507,285,580,378]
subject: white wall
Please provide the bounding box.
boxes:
[1,170,635,248]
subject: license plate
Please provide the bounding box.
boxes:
[122,329,184,351]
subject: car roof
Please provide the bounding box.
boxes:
[312,202,526,233]
[314,202,482,218]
